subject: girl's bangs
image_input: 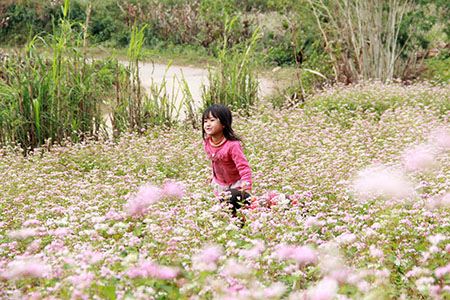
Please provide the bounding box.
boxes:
[203,107,219,120]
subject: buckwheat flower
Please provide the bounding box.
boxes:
[264,282,287,299]
[113,222,129,232]
[7,228,38,240]
[428,233,447,246]
[429,127,450,151]
[318,250,348,282]
[239,241,265,259]
[222,258,251,277]
[335,233,357,245]
[23,219,40,227]
[52,227,71,236]
[1,258,51,280]
[162,179,186,199]
[192,244,223,272]
[402,145,436,172]
[435,263,450,278]
[94,223,109,231]
[352,164,415,201]
[274,244,317,267]
[71,272,94,289]
[307,277,338,300]
[415,276,434,293]
[426,193,450,209]
[125,184,163,217]
[369,245,384,258]
[305,216,326,228]
[127,261,179,280]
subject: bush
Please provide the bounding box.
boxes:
[423,49,450,83]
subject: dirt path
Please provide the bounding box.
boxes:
[138,62,276,117]
[103,61,276,134]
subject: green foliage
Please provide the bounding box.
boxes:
[202,16,260,111]
[0,16,119,152]
[0,4,189,152]
[302,81,450,119]
[423,49,450,83]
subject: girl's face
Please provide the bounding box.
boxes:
[203,113,224,138]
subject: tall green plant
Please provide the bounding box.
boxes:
[202,15,260,111]
[0,0,117,152]
[112,25,189,134]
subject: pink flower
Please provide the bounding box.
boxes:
[264,282,287,298]
[307,278,338,300]
[23,219,40,227]
[192,245,223,272]
[369,245,384,258]
[426,193,450,209]
[305,217,326,228]
[1,258,51,280]
[52,227,71,236]
[402,144,436,172]
[435,263,450,278]
[71,272,94,289]
[162,179,186,199]
[222,258,251,277]
[275,244,317,267]
[429,127,450,151]
[7,228,38,240]
[239,241,265,259]
[127,261,179,280]
[352,164,415,201]
[125,184,163,217]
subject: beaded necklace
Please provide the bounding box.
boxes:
[210,135,226,147]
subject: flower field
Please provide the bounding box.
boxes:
[1,82,450,299]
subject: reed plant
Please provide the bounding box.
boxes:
[0,0,120,153]
[0,1,198,152]
[111,25,192,134]
[202,15,260,112]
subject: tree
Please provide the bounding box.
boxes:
[306,0,414,83]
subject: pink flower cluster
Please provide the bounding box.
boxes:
[274,244,318,267]
[192,244,223,272]
[125,179,185,217]
[127,260,180,280]
[1,258,51,280]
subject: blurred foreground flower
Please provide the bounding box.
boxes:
[127,260,179,280]
[125,184,163,217]
[426,193,450,210]
[125,180,185,217]
[192,244,223,272]
[429,127,450,151]
[352,164,415,201]
[7,228,38,240]
[222,258,252,277]
[1,258,51,280]
[402,144,436,172]
[162,179,186,199]
[274,244,317,267]
[307,277,338,300]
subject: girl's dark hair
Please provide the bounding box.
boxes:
[202,104,241,141]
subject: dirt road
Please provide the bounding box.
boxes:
[103,61,276,133]
[138,62,276,117]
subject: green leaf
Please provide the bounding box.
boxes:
[98,285,116,300]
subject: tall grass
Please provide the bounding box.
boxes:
[111,25,194,135]
[202,15,260,111]
[0,1,117,153]
[0,1,194,152]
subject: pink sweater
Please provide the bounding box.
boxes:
[204,137,252,190]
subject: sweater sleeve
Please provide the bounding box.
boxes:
[230,142,252,190]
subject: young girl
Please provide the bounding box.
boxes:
[202,104,252,196]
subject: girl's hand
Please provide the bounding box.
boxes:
[205,175,213,185]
